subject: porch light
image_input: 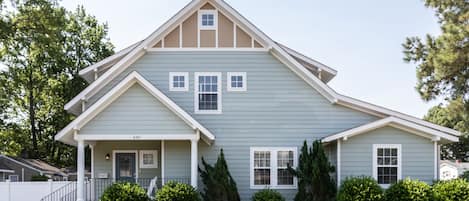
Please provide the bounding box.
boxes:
[105,153,110,160]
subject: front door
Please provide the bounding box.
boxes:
[115,152,136,181]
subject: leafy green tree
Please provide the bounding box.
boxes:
[0,0,113,166]
[289,140,336,201]
[424,98,469,160]
[199,149,241,201]
[403,0,468,161]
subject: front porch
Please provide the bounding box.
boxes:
[74,137,202,201]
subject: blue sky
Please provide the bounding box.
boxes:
[60,0,441,118]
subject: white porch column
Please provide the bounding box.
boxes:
[77,139,85,201]
[190,136,199,188]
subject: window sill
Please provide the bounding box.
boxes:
[250,185,297,190]
[194,110,222,114]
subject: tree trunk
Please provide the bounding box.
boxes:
[28,68,38,159]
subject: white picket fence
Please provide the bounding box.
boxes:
[0,179,70,201]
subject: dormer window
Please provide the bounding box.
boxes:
[199,10,217,30]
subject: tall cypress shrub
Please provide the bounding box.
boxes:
[199,149,241,201]
[289,140,336,201]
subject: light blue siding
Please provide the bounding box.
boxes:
[81,84,193,135]
[87,51,379,201]
[163,141,191,182]
[340,126,435,183]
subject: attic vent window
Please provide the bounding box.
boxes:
[199,10,217,30]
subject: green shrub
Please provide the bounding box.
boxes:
[199,149,240,201]
[384,178,431,201]
[155,181,201,201]
[337,176,384,201]
[100,182,149,201]
[31,175,49,181]
[433,179,469,201]
[252,189,285,201]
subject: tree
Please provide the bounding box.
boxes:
[289,140,336,201]
[199,149,241,201]
[0,0,113,166]
[424,98,469,161]
[403,0,468,160]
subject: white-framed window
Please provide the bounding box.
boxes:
[139,150,158,169]
[373,144,401,187]
[169,72,188,91]
[8,175,19,182]
[195,72,222,114]
[227,72,247,91]
[250,147,297,189]
[198,10,217,30]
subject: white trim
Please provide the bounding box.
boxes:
[434,141,438,180]
[227,72,247,92]
[139,150,159,169]
[198,10,217,30]
[56,71,215,145]
[161,140,165,185]
[0,169,14,173]
[74,134,198,141]
[194,72,222,114]
[147,48,268,52]
[249,147,298,190]
[90,145,94,178]
[112,150,139,180]
[190,137,199,188]
[276,43,337,77]
[322,117,459,143]
[372,144,402,188]
[337,139,341,187]
[179,24,183,48]
[169,72,189,91]
[233,23,237,48]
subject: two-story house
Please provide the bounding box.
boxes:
[54,0,460,200]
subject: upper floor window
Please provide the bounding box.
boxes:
[195,72,221,114]
[169,72,188,91]
[199,10,217,30]
[250,147,297,189]
[227,72,247,91]
[373,144,401,187]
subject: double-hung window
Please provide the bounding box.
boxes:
[169,72,188,91]
[373,144,401,187]
[195,72,221,114]
[250,147,297,189]
[227,72,247,91]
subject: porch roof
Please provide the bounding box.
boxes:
[55,71,215,146]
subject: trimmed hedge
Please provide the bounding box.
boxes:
[155,181,201,201]
[31,175,49,181]
[337,176,384,201]
[433,179,469,201]
[100,182,149,201]
[384,178,432,201]
[252,189,285,201]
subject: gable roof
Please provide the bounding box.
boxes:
[62,0,460,139]
[56,71,215,145]
[0,155,67,176]
[322,116,459,143]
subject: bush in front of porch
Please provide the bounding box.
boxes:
[155,181,201,201]
[100,182,150,201]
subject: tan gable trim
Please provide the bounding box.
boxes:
[164,26,180,48]
[254,40,263,48]
[218,12,234,47]
[200,2,215,10]
[236,25,251,47]
[182,12,198,48]
[200,30,216,47]
[153,41,162,48]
